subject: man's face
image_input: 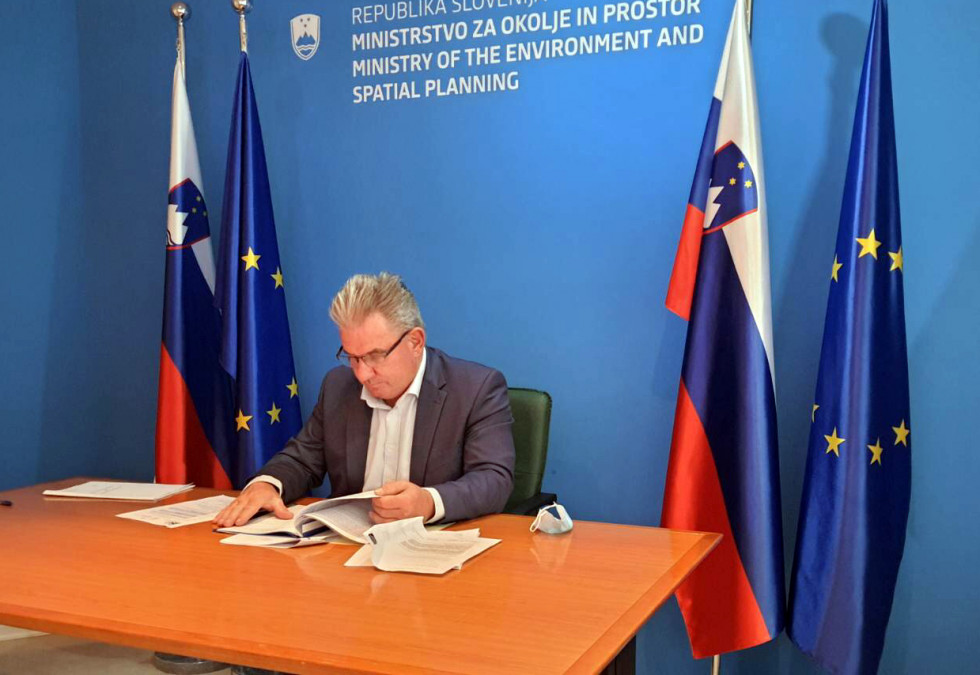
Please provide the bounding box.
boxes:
[339,312,425,405]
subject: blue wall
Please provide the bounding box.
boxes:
[3,0,978,672]
[0,2,89,487]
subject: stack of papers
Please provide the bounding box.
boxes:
[345,517,500,575]
[43,481,194,501]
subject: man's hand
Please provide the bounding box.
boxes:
[212,481,292,528]
[370,481,435,524]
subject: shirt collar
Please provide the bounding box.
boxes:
[360,347,427,410]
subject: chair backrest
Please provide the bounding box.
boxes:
[504,387,552,512]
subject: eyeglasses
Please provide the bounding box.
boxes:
[336,329,412,369]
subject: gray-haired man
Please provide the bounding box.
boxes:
[213,272,516,528]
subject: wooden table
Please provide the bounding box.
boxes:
[0,479,719,674]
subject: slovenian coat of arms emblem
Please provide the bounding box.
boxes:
[290,14,320,61]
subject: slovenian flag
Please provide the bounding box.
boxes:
[661,0,785,658]
[156,57,236,488]
[215,52,302,488]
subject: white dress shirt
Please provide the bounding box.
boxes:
[250,349,446,522]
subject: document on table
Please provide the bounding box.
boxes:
[216,491,378,543]
[117,495,236,528]
[345,518,501,575]
[43,481,194,501]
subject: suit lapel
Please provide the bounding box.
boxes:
[345,394,371,494]
[410,348,447,485]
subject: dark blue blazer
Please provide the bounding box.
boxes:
[257,347,516,522]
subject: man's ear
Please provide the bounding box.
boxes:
[410,327,426,354]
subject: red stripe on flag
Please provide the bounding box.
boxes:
[662,380,772,658]
[155,344,232,489]
[665,204,706,321]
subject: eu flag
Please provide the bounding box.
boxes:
[216,52,302,488]
[788,2,911,673]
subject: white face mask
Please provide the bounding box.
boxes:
[529,503,573,534]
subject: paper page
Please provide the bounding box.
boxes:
[42,481,194,501]
[375,536,499,574]
[220,533,339,548]
[365,518,501,574]
[295,490,377,519]
[344,521,472,567]
[117,495,235,528]
[216,504,322,537]
[344,544,376,567]
[303,501,374,543]
[344,527,481,568]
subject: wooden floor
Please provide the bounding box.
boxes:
[0,633,231,675]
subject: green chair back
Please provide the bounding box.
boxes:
[504,388,553,513]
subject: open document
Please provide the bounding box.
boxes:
[215,491,377,547]
[43,481,194,501]
[345,517,500,575]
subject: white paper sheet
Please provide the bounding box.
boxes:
[352,518,500,575]
[43,481,194,501]
[344,526,481,568]
[304,501,374,543]
[117,495,235,528]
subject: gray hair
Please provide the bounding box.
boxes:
[329,272,424,331]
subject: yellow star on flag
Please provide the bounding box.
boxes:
[737,161,745,169]
[888,247,903,272]
[744,180,753,188]
[892,419,910,446]
[868,438,884,466]
[824,427,845,457]
[271,267,284,289]
[831,255,843,282]
[729,177,736,186]
[856,228,882,259]
[235,409,252,432]
[267,402,282,424]
[286,377,299,399]
[812,404,819,423]
[241,247,261,271]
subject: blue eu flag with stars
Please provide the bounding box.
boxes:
[216,52,302,488]
[788,2,910,673]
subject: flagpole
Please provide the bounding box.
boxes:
[231,0,251,53]
[709,3,752,675]
[161,7,236,675]
[171,2,190,75]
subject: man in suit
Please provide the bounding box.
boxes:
[213,272,515,527]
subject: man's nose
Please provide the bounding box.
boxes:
[351,358,375,381]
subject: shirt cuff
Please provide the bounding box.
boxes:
[245,475,283,496]
[423,487,445,524]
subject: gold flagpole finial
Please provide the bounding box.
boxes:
[171,2,191,73]
[231,0,252,53]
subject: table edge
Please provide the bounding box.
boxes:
[565,531,721,674]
